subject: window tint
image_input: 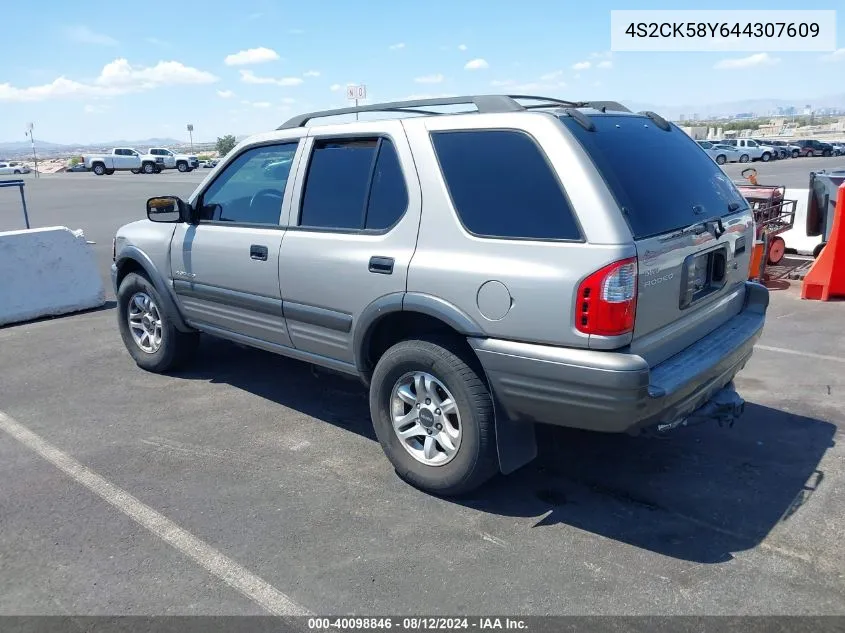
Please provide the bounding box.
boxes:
[431,130,581,240]
[299,139,376,229]
[365,140,408,230]
[561,115,748,239]
[299,137,408,231]
[199,142,298,225]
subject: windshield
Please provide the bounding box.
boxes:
[560,114,748,240]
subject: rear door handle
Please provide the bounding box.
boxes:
[250,244,268,261]
[368,256,394,275]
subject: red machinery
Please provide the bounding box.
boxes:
[735,169,797,267]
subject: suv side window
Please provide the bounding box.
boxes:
[198,142,299,225]
[431,129,581,241]
[298,137,408,231]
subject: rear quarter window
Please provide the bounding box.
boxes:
[561,114,747,239]
[431,129,581,241]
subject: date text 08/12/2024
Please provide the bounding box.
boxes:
[307,617,528,630]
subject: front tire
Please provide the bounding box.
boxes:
[716,154,726,165]
[117,272,199,373]
[761,152,771,162]
[369,338,498,496]
[177,162,188,173]
[792,149,800,158]
[739,154,750,163]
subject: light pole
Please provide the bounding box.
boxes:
[25,122,39,178]
[187,124,194,153]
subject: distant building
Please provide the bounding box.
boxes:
[735,112,755,120]
[680,126,708,140]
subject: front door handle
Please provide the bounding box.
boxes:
[250,244,268,261]
[368,256,394,275]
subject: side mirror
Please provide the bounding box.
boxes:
[147,196,188,223]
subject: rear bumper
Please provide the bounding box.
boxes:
[469,281,768,434]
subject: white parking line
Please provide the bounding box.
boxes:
[756,345,845,364]
[0,410,310,616]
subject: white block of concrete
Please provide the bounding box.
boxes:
[781,188,823,256]
[0,226,106,326]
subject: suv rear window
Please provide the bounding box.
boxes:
[561,115,747,239]
[431,130,581,241]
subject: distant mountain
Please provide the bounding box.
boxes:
[0,139,70,152]
[620,93,845,121]
[92,137,184,148]
[0,137,187,153]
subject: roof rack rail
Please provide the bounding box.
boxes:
[278,94,632,129]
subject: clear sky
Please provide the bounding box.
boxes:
[1,0,842,144]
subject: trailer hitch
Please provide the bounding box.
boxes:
[656,383,746,433]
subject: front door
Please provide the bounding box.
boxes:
[170,141,302,346]
[278,122,421,365]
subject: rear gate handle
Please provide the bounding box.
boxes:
[368,256,394,275]
[250,245,269,261]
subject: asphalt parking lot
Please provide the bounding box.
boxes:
[721,155,844,188]
[1,167,845,616]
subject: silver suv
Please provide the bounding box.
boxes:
[112,95,768,495]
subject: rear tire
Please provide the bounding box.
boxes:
[92,163,106,175]
[131,169,140,174]
[369,338,498,496]
[117,272,199,373]
[792,150,800,158]
[105,169,114,175]
[813,242,826,258]
[142,162,156,174]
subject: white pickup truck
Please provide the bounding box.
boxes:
[147,148,200,172]
[719,138,776,162]
[83,148,162,176]
[83,147,199,176]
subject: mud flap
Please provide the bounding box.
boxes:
[493,394,537,474]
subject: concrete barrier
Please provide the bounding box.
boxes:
[0,226,105,326]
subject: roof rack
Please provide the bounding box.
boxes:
[278,94,632,129]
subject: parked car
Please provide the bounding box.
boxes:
[829,142,845,156]
[695,140,741,165]
[712,144,750,163]
[112,95,767,495]
[767,140,802,159]
[82,148,162,175]
[753,139,788,160]
[0,161,30,175]
[147,148,200,172]
[66,163,89,172]
[719,138,774,162]
[794,139,834,157]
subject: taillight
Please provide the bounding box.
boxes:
[576,257,638,336]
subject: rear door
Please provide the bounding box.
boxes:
[561,114,754,365]
[277,120,421,365]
